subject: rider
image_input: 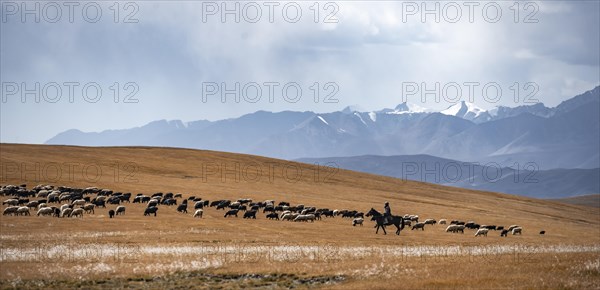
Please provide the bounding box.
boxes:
[383,201,391,224]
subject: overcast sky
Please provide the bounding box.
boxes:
[1,1,599,144]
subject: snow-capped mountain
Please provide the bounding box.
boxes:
[46,86,600,169]
[440,101,492,123]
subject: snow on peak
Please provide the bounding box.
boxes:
[385,102,431,114]
[317,115,329,125]
[441,101,486,118]
[341,105,365,114]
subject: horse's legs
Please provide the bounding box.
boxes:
[375,225,379,234]
[382,225,387,235]
[396,224,401,235]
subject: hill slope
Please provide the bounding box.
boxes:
[1,143,598,245]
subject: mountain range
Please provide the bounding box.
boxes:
[296,154,600,199]
[46,86,600,170]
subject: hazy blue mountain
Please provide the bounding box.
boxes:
[46,86,600,169]
[296,155,600,199]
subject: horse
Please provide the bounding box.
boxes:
[366,208,405,235]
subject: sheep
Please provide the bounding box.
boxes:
[26,201,39,208]
[508,225,520,232]
[70,208,84,218]
[500,229,509,237]
[512,227,522,235]
[439,219,447,225]
[446,225,465,233]
[243,210,257,219]
[294,214,316,222]
[176,203,188,213]
[353,217,364,226]
[37,203,47,210]
[144,206,158,216]
[174,193,182,198]
[194,201,204,209]
[83,204,95,214]
[224,209,239,218]
[403,220,412,227]
[2,199,18,206]
[280,210,291,219]
[17,206,30,216]
[61,208,73,218]
[60,204,71,212]
[193,209,203,218]
[411,222,425,231]
[282,213,299,221]
[496,226,505,231]
[424,219,437,225]
[37,207,53,216]
[266,213,279,220]
[475,228,489,237]
[108,209,115,218]
[115,206,126,215]
[446,225,459,233]
[3,206,18,216]
[539,230,546,235]
[72,199,86,207]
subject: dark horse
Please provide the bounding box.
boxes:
[366,208,405,235]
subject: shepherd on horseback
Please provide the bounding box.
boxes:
[384,201,391,224]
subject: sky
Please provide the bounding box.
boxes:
[1,1,599,144]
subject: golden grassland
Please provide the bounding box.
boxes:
[0,144,599,289]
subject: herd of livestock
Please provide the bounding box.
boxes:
[1,184,531,237]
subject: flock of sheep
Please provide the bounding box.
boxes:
[1,184,535,237]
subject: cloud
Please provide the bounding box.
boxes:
[1,1,598,143]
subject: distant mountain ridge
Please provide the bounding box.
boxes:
[46,86,600,169]
[296,154,600,199]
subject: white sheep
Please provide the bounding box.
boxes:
[83,204,95,214]
[72,199,86,206]
[475,228,489,237]
[36,190,49,198]
[446,225,458,233]
[280,210,291,219]
[70,208,84,218]
[47,192,59,200]
[61,208,73,218]
[37,203,47,210]
[17,206,30,216]
[508,225,520,231]
[115,206,126,215]
[60,204,70,212]
[294,214,316,222]
[439,219,447,225]
[352,217,364,226]
[282,213,296,221]
[193,209,203,218]
[512,227,522,235]
[37,207,53,216]
[2,199,18,206]
[424,219,437,225]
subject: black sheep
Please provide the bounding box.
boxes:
[177,203,188,213]
[224,209,239,218]
[144,206,158,216]
[108,209,115,218]
[243,210,257,219]
[266,213,279,220]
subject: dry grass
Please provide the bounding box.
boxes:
[1,144,599,289]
